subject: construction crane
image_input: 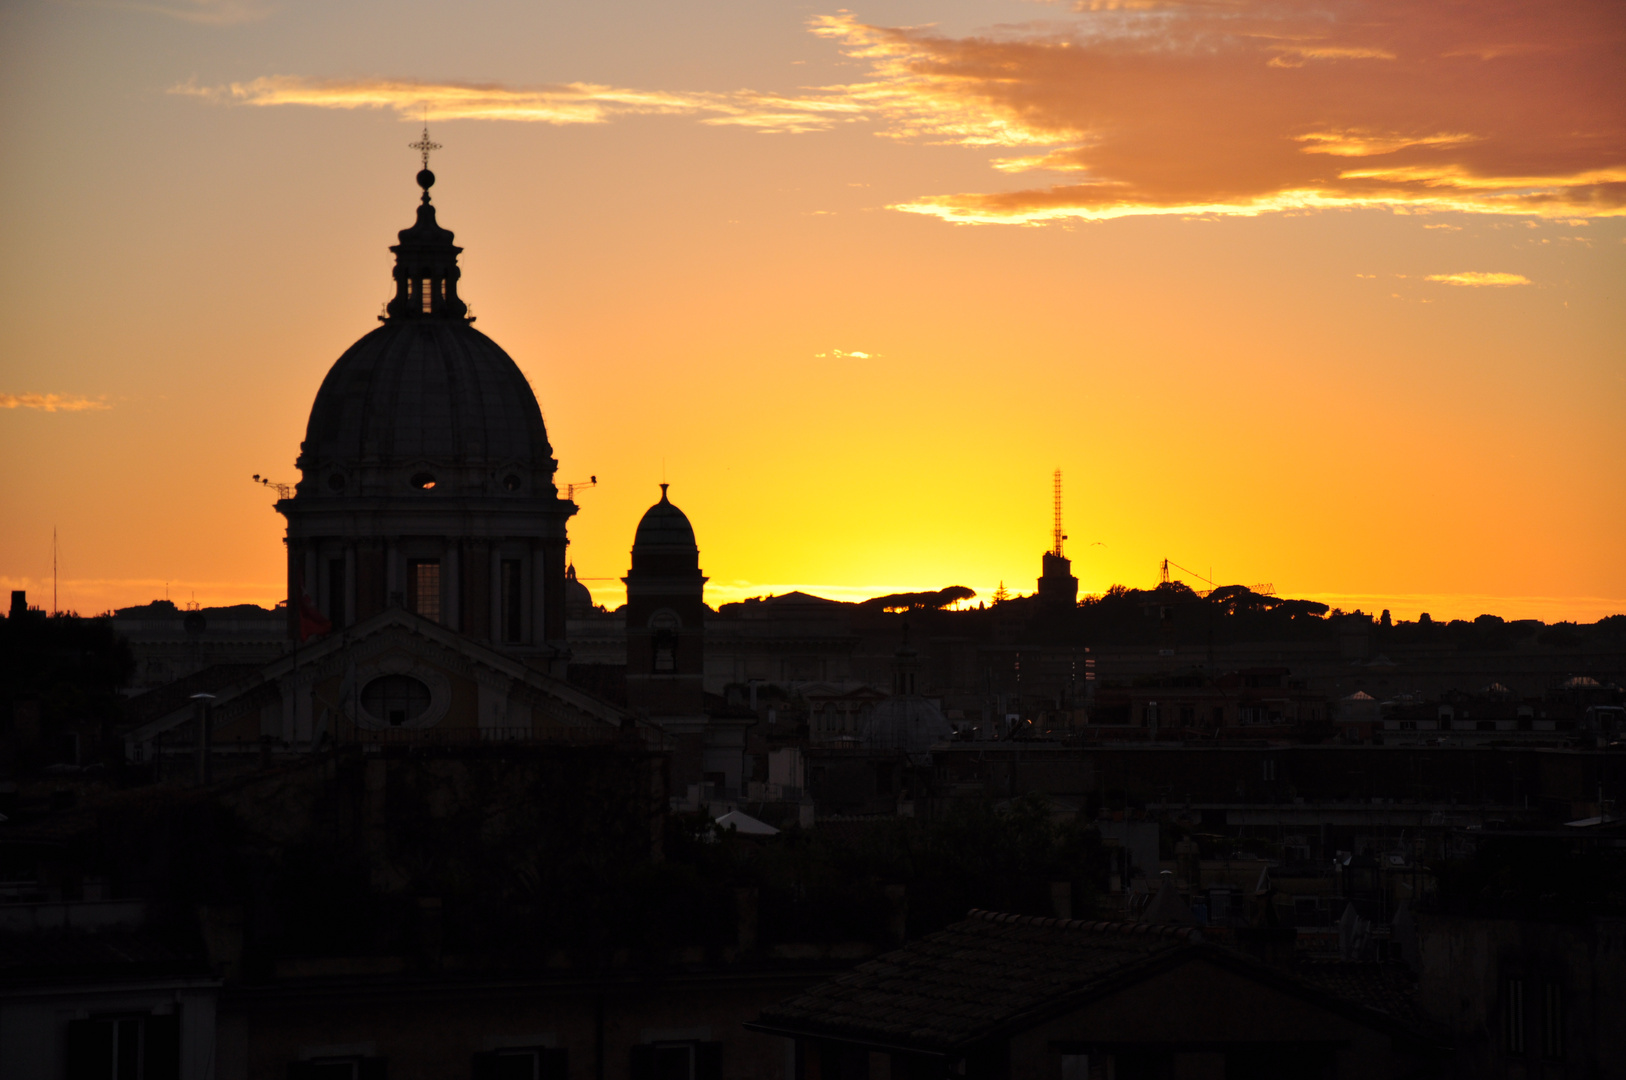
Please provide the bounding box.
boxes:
[1050,469,1067,557]
[251,474,294,500]
[563,475,598,501]
[1160,557,1219,594]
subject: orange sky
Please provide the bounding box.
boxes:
[2,0,1622,623]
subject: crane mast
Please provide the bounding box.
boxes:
[1051,469,1065,558]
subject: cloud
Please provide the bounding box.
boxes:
[812,2,1624,223]
[814,349,878,359]
[1296,131,1478,157]
[0,393,111,412]
[177,1,1623,224]
[1424,272,1532,286]
[1267,44,1397,68]
[171,75,865,135]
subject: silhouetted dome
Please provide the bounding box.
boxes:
[293,167,558,500]
[299,321,554,494]
[861,698,953,763]
[565,564,595,617]
[633,485,697,551]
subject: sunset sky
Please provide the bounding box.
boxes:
[1,0,1622,622]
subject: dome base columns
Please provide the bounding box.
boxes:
[283,530,570,667]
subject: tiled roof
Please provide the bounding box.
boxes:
[1291,961,1424,1029]
[752,910,1199,1053]
[123,664,264,729]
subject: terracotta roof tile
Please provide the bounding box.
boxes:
[753,910,1196,1052]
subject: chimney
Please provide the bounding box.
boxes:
[9,591,25,618]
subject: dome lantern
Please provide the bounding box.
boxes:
[384,132,468,323]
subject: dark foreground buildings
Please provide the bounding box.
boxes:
[2,159,1624,1079]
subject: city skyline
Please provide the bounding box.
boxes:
[2,0,1622,622]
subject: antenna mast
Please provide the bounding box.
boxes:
[1051,469,1064,557]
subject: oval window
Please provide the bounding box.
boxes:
[503,474,522,492]
[328,473,346,492]
[410,473,437,490]
[361,674,431,727]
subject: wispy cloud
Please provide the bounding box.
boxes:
[0,393,111,412]
[171,75,865,135]
[818,1,1625,223]
[1267,44,1396,68]
[177,1,1624,225]
[814,348,879,359]
[1424,271,1532,286]
[1296,130,1478,158]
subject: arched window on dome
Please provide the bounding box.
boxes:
[420,278,437,313]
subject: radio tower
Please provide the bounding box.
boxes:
[1051,469,1065,557]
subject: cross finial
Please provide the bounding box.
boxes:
[409,124,441,170]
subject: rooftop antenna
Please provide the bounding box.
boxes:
[1050,469,1066,558]
[564,475,598,501]
[52,527,57,615]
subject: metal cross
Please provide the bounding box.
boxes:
[409,125,441,169]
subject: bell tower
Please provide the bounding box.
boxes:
[624,485,707,720]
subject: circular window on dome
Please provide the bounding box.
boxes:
[327,473,346,492]
[410,473,437,490]
[361,675,431,728]
[503,474,522,492]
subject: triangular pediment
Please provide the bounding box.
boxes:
[125,609,643,749]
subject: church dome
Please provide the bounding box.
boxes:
[861,698,953,764]
[633,485,697,551]
[629,484,700,578]
[294,162,556,498]
[564,564,595,617]
[301,321,552,491]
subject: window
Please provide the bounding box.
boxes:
[64,1014,179,1080]
[472,1047,567,1080]
[1059,1055,1099,1080]
[1262,759,1277,781]
[408,560,441,622]
[650,611,681,673]
[362,675,431,727]
[421,278,435,313]
[630,1042,721,1080]
[1504,977,1526,1054]
[1542,982,1563,1059]
[501,560,524,643]
[328,558,346,630]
